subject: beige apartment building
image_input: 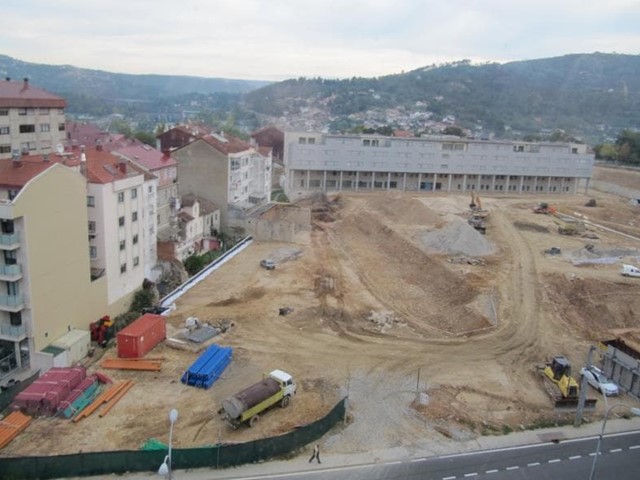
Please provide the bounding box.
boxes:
[0,158,107,383]
[0,78,67,160]
[173,132,272,233]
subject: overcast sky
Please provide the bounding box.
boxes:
[3,0,640,81]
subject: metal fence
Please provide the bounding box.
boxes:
[0,397,347,480]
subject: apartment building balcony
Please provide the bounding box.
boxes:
[0,322,27,341]
[0,294,24,312]
[0,264,22,281]
[0,232,20,250]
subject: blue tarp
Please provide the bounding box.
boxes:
[180,344,233,389]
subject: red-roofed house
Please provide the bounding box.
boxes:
[172,131,272,233]
[0,78,67,160]
[251,126,284,162]
[156,124,210,152]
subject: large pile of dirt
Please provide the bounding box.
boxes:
[422,219,497,256]
[363,193,442,225]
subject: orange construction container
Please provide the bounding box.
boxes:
[116,314,166,358]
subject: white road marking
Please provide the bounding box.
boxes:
[569,455,582,460]
[411,458,427,463]
[610,448,623,453]
[630,445,640,450]
[464,473,478,478]
[386,461,402,465]
[548,459,561,463]
[527,462,540,467]
[443,476,456,480]
[506,466,519,470]
[589,452,598,457]
[485,469,498,474]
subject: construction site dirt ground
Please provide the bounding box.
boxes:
[4,165,640,458]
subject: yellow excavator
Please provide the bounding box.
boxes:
[539,356,597,410]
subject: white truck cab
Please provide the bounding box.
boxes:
[621,264,640,277]
[270,369,297,396]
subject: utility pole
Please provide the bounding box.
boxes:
[575,345,596,427]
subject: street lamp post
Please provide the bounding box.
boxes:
[589,404,640,480]
[158,408,179,479]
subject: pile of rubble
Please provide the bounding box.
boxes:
[367,310,403,333]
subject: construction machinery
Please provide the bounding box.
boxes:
[533,202,557,215]
[553,216,586,236]
[538,356,597,410]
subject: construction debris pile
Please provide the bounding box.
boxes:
[422,220,497,256]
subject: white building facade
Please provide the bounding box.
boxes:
[0,78,67,160]
[283,133,594,196]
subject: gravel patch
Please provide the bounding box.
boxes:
[422,219,497,256]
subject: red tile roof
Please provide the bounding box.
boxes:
[200,132,253,155]
[0,147,146,189]
[0,79,66,108]
[114,144,176,171]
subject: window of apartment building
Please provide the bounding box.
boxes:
[442,142,466,151]
[133,256,140,267]
[58,123,65,131]
[132,211,138,222]
[21,141,36,151]
[4,250,17,265]
[0,145,10,154]
[19,124,36,133]
[133,234,139,244]
[88,221,96,233]
[0,126,9,135]
[363,139,380,147]
[230,159,240,171]
[120,263,127,273]
[89,246,97,259]
[513,145,525,152]
[148,185,153,193]
[39,124,50,133]
[58,108,64,114]
[7,281,19,296]
[18,108,27,116]
[40,140,51,149]
[39,108,50,115]
[131,188,137,199]
[298,137,307,144]
[118,216,125,227]
[119,240,125,251]
[7,189,18,200]
[0,109,8,116]
[117,192,124,203]
[9,311,22,326]
[87,195,95,207]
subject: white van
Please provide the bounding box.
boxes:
[621,264,640,277]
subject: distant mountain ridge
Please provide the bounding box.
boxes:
[1,53,639,143]
[0,54,270,99]
[244,52,640,143]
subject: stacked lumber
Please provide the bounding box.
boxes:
[73,380,134,422]
[0,411,32,449]
[101,357,163,371]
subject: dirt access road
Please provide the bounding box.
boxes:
[4,166,640,458]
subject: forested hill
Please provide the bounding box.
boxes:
[245,53,640,142]
[0,54,269,99]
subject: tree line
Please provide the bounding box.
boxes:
[594,129,640,165]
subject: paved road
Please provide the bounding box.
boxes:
[213,431,640,480]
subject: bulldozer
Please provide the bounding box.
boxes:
[538,356,597,410]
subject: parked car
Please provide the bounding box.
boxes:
[580,365,619,396]
[260,259,276,270]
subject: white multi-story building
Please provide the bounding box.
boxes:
[283,132,594,196]
[0,78,67,160]
[84,146,156,309]
[113,142,179,242]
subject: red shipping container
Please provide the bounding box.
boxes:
[117,313,166,358]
